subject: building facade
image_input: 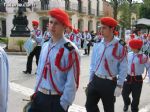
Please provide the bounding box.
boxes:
[0,0,106,37]
[102,0,113,17]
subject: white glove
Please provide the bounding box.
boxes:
[114,86,122,97]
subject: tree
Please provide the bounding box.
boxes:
[109,0,125,20]
[140,0,150,19]
[119,1,130,28]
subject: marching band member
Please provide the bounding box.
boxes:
[73,29,81,48]
[85,17,128,112]
[122,39,150,112]
[29,8,80,112]
[83,30,92,55]
[23,20,43,74]
[64,25,74,41]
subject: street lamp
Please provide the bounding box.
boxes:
[10,0,30,37]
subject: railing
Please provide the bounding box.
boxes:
[88,8,95,15]
[79,6,87,14]
[33,1,65,12]
[65,2,78,11]
[70,2,78,11]
[91,8,95,15]
[98,11,104,17]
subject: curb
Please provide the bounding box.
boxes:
[6,52,27,55]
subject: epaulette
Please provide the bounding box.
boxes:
[64,42,75,51]
[119,39,126,46]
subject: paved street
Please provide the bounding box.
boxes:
[7,49,150,112]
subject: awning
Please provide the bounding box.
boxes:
[136,18,150,26]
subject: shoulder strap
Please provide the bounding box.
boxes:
[119,39,126,46]
[64,42,75,51]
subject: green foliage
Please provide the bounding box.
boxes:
[118,1,141,28]
[0,37,8,44]
[119,2,131,28]
[16,40,25,52]
[140,0,150,19]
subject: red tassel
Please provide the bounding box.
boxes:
[49,67,62,96]
[55,48,74,72]
[104,58,114,79]
[112,43,126,60]
[137,54,148,64]
[42,66,47,79]
[131,62,147,82]
[55,48,64,68]
[70,35,74,41]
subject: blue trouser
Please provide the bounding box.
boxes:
[28,91,66,112]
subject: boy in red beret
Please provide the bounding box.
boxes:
[85,17,128,112]
[29,8,80,112]
[122,39,150,112]
[23,20,43,74]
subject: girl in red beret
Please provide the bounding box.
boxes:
[122,39,150,112]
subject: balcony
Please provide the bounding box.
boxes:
[97,11,104,18]
[65,2,78,15]
[91,9,95,15]
[88,8,95,18]
[33,1,65,15]
[78,6,87,16]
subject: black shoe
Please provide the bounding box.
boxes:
[23,71,31,74]
[83,53,87,55]
[123,105,129,112]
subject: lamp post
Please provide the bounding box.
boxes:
[10,0,30,37]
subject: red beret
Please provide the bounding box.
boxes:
[32,20,39,26]
[100,17,118,27]
[48,8,71,27]
[129,39,143,49]
[73,29,78,34]
[114,31,119,36]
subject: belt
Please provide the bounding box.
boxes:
[95,74,116,81]
[127,74,142,77]
[38,88,58,95]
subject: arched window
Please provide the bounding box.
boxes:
[88,20,93,32]
[78,19,84,31]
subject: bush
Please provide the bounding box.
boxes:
[16,40,25,52]
[0,37,8,44]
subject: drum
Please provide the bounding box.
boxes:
[24,38,37,54]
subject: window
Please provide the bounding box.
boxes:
[97,0,99,16]
[78,0,82,13]
[88,0,91,14]
[65,0,70,10]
